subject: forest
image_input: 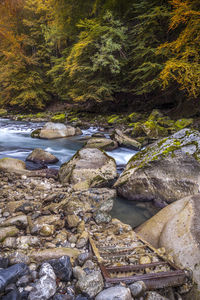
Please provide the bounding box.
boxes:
[0,0,199,112]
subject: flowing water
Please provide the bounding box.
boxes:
[0,118,158,227]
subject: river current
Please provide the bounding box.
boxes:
[0,118,158,227]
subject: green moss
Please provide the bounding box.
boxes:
[175,118,193,129]
[107,115,119,124]
[51,113,66,123]
[0,108,7,116]
[127,112,142,122]
[148,109,163,121]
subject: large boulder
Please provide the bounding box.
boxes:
[26,148,59,164]
[136,194,200,289]
[35,122,82,139]
[85,137,118,151]
[113,129,141,150]
[115,129,200,205]
[59,148,117,188]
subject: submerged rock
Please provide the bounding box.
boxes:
[59,148,117,188]
[115,129,200,204]
[26,148,59,164]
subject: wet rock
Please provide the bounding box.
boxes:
[85,137,118,151]
[28,263,56,300]
[95,286,133,300]
[16,274,31,287]
[39,122,82,139]
[0,263,29,292]
[115,129,200,204]
[129,281,146,297]
[59,148,117,188]
[26,148,59,164]
[145,291,169,300]
[30,248,80,262]
[48,256,72,282]
[76,270,104,298]
[113,129,142,150]
[0,226,19,242]
[26,161,47,170]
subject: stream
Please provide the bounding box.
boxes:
[0,118,158,228]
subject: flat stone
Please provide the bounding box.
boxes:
[0,226,19,242]
[30,248,80,262]
[1,215,28,229]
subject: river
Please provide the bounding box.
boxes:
[0,118,158,227]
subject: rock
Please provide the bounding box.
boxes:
[30,248,80,262]
[59,148,117,188]
[76,231,88,248]
[0,226,19,242]
[0,257,9,268]
[2,237,17,249]
[115,129,200,204]
[129,281,146,297]
[28,263,56,300]
[145,291,169,300]
[30,215,64,235]
[38,122,82,139]
[136,194,200,289]
[113,129,141,150]
[139,256,151,264]
[26,161,48,170]
[2,289,21,300]
[94,211,111,224]
[95,286,133,300]
[1,215,28,229]
[0,263,29,292]
[175,118,193,129]
[16,236,40,249]
[66,215,80,228]
[0,158,27,174]
[76,270,104,298]
[0,108,7,116]
[77,252,91,266]
[9,252,30,265]
[39,224,55,237]
[85,137,118,151]
[26,148,59,164]
[48,256,72,282]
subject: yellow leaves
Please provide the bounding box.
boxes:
[159,0,200,98]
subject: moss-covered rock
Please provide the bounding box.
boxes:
[113,129,142,150]
[31,129,41,138]
[107,115,120,124]
[51,113,66,123]
[0,108,7,116]
[143,120,168,139]
[127,112,142,122]
[115,128,200,205]
[175,118,193,129]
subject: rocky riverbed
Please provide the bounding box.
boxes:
[0,169,190,300]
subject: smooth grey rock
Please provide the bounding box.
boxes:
[39,122,82,139]
[26,148,59,164]
[95,286,133,300]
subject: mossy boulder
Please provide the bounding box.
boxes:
[136,194,200,290]
[115,128,200,205]
[127,112,142,122]
[31,129,41,138]
[0,109,7,116]
[85,137,118,151]
[107,115,120,124]
[51,113,66,123]
[142,120,168,139]
[59,148,117,188]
